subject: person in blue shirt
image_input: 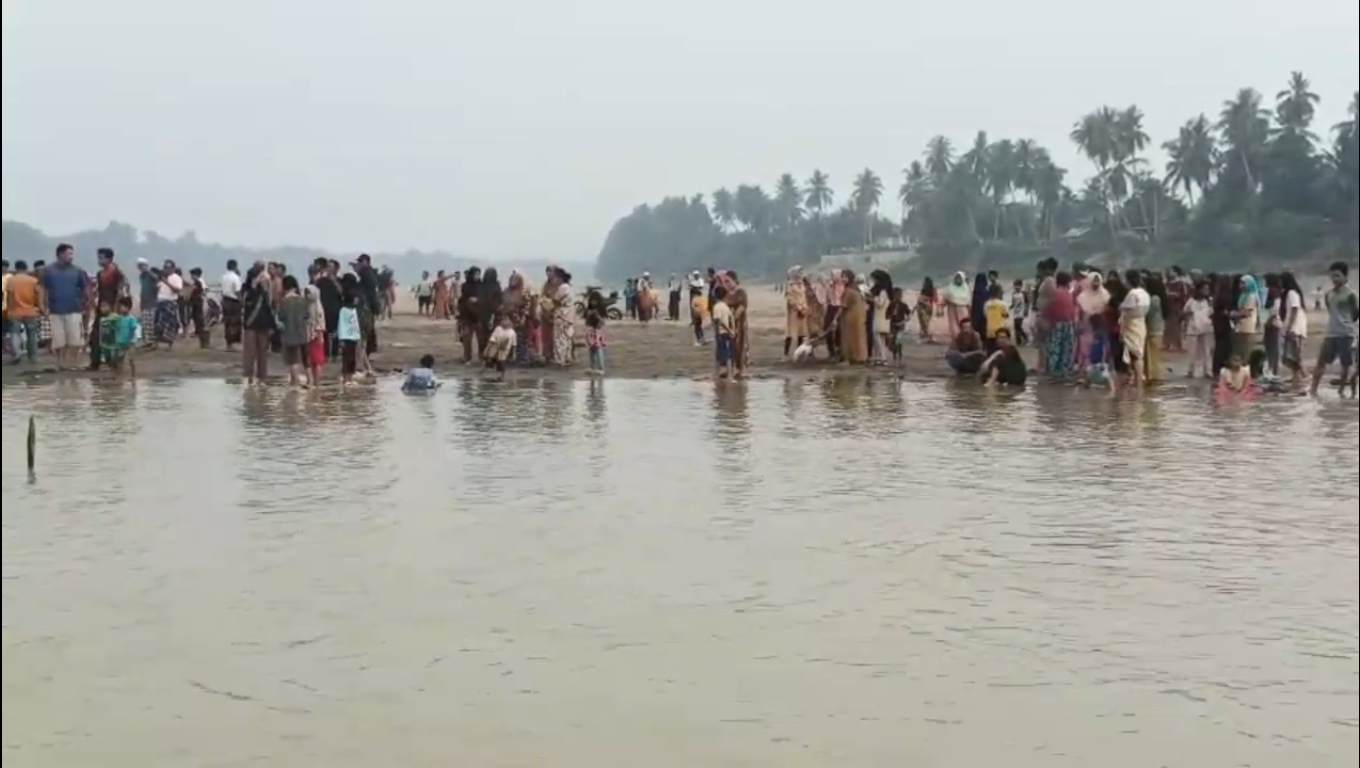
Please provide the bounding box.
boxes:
[1081,314,1115,393]
[401,353,440,393]
[39,243,90,368]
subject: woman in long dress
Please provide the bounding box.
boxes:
[718,271,751,376]
[551,267,575,365]
[839,270,869,364]
[784,266,808,358]
[942,272,972,339]
[540,267,557,364]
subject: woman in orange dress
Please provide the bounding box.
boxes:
[838,270,869,363]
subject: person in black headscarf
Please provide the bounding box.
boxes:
[458,267,483,363]
[969,272,990,338]
[478,267,504,357]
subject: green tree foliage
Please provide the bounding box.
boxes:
[596,72,1359,282]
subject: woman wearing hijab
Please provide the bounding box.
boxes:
[503,271,531,364]
[478,267,504,356]
[457,267,483,363]
[1232,274,1262,360]
[550,267,575,365]
[784,266,808,358]
[916,277,937,342]
[838,269,869,364]
[942,272,971,339]
[539,266,557,363]
[1075,273,1110,367]
[968,273,990,340]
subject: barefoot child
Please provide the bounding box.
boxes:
[1080,314,1115,393]
[585,310,606,376]
[100,297,142,381]
[337,293,361,386]
[711,285,735,379]
[484,313,517,381]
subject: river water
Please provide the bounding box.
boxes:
[2,378,1357,767]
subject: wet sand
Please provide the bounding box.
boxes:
[0,287,1332,385]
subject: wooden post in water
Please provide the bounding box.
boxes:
[27,415,36,473]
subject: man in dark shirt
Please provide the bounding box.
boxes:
[313,259,343,359]
[88,247,128,369]
[353,254,380,356]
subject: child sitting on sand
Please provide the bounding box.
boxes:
[402,353,440,392]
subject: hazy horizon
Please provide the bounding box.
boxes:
[3,0,1357,262]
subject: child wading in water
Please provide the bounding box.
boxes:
[99,297,142,381]
[711,285,736,379]
[337,293,362,386]
[887,287,910,365]
[585,311,606,376]
[485,313,517,381]
[402,353,440,392]
[1080,314,1115,393]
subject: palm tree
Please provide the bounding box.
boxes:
[1032,157,1066,241]
[960,131,989,183]
[923,136,954,184]
[804,170,833,217]
[1014,138,1039,203]
[1334,91,1359,138]
[1071,107,1119,236]
[984,139,1017,240]
[898,161,930,241]
[1217,87,1272,193]
[711,188,736,233]
[733,184,771,232]
[1112,106,1151,234]
[1162,115,1216,206]
[774,173,804,230]
[852,168,883,248]
[1275,71,1320,136]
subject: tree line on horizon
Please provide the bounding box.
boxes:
[0,219,593,283]
[595,72,1359,282]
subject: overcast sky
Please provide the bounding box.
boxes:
[3,0,1357,261]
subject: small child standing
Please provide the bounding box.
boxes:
[402,353,440,392]
[304,284,327,388]
[100,297,142,380]
[585,311,607,376]
[1183,282,1214,378]
[485,313,517,381]
[887,287,910,365]
[711,285,735,379]
[983,283,1010,354]
[337,293,362,385]
[1009,279,1030,345]
[689,288,709,346]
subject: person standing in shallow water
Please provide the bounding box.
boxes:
[783,266,808,359]
[550,267,575,366]
[241,261,275,387]
[838,270,868,364]
[220,259,243,351]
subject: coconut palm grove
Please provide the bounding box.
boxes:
[595,73,1359,282]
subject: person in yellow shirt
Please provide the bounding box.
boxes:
[689,287,709,346]
[6,260,43,362]
[983,283,1010,353]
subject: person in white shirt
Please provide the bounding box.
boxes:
[1279,271,1308,387]
[1182,281,1214,378]
[152,261,185,349]
[220,259,244,349]
[484,314,517,380]
[414,271,434,316]
[1118,270,1151,388]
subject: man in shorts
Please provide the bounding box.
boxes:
[40,243,90,369]
[1309,261,1358,397]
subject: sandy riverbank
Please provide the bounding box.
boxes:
[0,286,1333,386]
